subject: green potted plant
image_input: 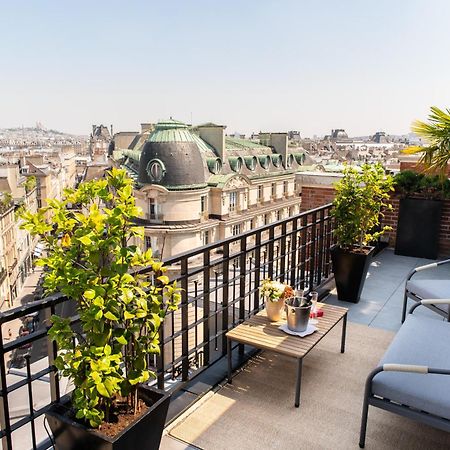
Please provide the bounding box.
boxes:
[393,170,447,259]
[331,164,394,303]
[21,168,180,450]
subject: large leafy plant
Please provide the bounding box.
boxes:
[332,164,394,250]
[394,170,450,199]
[21,168,180,428]
[403,106,450,177]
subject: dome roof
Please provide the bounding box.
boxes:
[138,120,208,189]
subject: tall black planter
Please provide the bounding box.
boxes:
[395,198,442,260]
[46,385,170,450]
[330,245,375,303]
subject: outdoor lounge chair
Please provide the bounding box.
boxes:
[401,258,450,323]
[359,299,450,448]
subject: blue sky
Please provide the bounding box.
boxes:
[1,0,450,136]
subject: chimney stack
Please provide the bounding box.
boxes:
[198,124,227,160]
[269,133,288,165]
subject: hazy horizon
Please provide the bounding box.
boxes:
[1,0,450,137]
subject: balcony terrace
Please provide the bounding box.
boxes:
[0,203,449,449]
[161,249,450,450]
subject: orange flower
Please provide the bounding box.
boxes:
[282,285,294,299]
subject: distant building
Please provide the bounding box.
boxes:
[112,119,306,258]
[288,131,301,142]
[372,131,389,144]
[90,125,113,162]
[331,129,349,140]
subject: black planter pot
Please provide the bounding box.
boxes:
[46,385,170,450]
[330,245,375,303]
[395,198,442,260]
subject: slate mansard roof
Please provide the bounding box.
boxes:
[115,119,305,191]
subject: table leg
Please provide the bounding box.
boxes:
[295,358,303,407]
[227,338,232,384]
[341,313,347,353]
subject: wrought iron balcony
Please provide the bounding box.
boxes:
[0,203,334,449]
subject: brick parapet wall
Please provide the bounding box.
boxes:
[300,185,336,212]
[301,185,450,257]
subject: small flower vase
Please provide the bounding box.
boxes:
[266,298,284,321]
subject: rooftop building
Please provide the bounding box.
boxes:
[112,119,306,258]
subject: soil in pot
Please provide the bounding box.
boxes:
[46,385,170,450]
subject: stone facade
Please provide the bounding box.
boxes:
[113,119,306,258]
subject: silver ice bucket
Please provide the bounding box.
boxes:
[285,297,311,332]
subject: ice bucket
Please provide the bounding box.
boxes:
[285,297,311,332]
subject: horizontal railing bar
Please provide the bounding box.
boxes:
[0,293,67,325]
[136,204,333,270]
[2,367,55,396]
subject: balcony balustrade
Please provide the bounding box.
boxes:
[0,203,334,449]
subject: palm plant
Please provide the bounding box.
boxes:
[403,106,450,176]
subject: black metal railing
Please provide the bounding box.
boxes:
[0,203,334,449]
[143,203,335,390]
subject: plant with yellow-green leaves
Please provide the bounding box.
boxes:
[332,164,394,251]
[21,168,180,428]
[24,176,36,193]
[403,106,450,177]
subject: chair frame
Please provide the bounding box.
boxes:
[401,258,450,323]
[359,299,450,448]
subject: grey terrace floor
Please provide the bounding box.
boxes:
[325,248,449,331]
[160,248,449,449]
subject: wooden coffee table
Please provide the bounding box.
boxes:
[226,303,348,407]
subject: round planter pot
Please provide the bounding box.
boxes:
[266,299,285,321]
[330,245,375,303]
[45,385,170,450]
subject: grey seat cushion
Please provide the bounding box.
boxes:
[406,279,450,314]
[373,315,450,420]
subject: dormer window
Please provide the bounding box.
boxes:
[146,159,166,182]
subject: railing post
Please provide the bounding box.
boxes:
[279,222,287,283]
[300,215,307,290]
[309,211,317,290]
[325,205,333,277]
[268,227,275,280]
[180,257,189,381]
[221,243,230,356]
[202,251,210,366]
[253,232,261,312]
[290,217,298,288]
[0,326,12,450]
[239,236,247,357]
[317,208,325,285]
[157,320,165,389]
[45,305,60,403]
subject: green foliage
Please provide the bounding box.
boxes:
[0,192,13,214]
[403,106,450,177]
[24,176,36,193]
[393,170,450,199]
[332,164,394,250]
[21,168,180,428]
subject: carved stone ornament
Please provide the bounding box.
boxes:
[225,175,249,190]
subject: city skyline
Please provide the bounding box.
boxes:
[1,0,450,136]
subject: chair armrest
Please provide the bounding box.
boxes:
[382,363,450,375]
[367,365,450,386]
[409,299,450,315]
[406,258,450,282]
[383,364,428,373]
